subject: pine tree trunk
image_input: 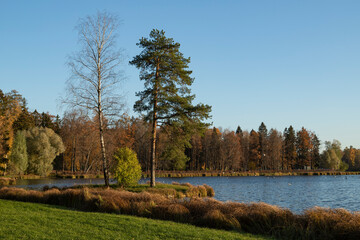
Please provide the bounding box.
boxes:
[150,62,159,187]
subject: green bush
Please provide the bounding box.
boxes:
[339,161,349,171]
[25,127,65,176]
[9,130,28,175]
[112,147,142,187]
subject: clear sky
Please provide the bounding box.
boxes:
[1,0,360,149]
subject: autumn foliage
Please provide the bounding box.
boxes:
[0,88,356,176]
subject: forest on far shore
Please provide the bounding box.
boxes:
[1,89,358,177]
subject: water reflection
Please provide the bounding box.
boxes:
[142,175,360,213]
[14,178,112,189]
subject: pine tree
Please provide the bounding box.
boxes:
[311,133,321,169]
[249,130,260,170]
[236,126,242,135]
[40,112,55,129]
[130,29,211,186]
[12,98,35,132]
[283,126,297,170]
[258,122,268,170]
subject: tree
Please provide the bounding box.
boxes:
[26,127,65,176]
[40,112,55,129]
[248,130,260,170]
[60,110,101,173]
[310,133,321,169]
[236,126,243,135]
[130,29,211,186]
[241,131,250,171]
[342,146,356,170]
[9,130,28,175]
[283,126,297,170]
[32,110,42,127]
[222,130,242,170]
[209,127,222,170]
[159,126,190,170]
[65,12,124,186]
[187,133,202,171]
[320,140,343,170]
[133,119,152,171]
[12,98,35,132]
[0,90,22,175]
[267,129,283,170]
[258,122,268,170]
[296,127,312,169]
[112,147,141,187]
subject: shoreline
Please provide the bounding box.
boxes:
[1,183,359,239]
[2,170,359,185]
[142,170,360,178]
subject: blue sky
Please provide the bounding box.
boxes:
[1,0,360,148]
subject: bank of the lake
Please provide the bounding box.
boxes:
[0,199,270,240]
[2,185,360,239]
[10,174,360,213]
[142,170,360,178]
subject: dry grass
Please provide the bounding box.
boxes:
[0,186,359,239]
[0,177,16,186]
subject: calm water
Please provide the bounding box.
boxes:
[12,175,360,213]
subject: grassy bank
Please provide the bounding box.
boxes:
[1,186,360,239]
[0,177,16,186]
[70,182,215,198]
[0,199,270,240]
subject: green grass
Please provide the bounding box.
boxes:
[0,199,271,240]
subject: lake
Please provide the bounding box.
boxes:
[13,175,360,213]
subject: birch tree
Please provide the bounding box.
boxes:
[65,11,124,186]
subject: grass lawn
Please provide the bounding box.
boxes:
[0,199,272,240]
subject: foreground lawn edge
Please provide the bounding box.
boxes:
[1,186,360,240]
[0,199,270,240]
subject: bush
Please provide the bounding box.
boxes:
[25,127,65,176]
[9,130,28,175]
[339,161,349,171]
[112,147,142,187]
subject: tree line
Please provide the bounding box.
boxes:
[0,90,64,176]
[0,88,357,178]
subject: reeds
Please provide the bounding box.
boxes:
[0,186,359,239]
[0,177,16,186]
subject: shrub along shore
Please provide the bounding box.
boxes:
[0,183,359,239]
